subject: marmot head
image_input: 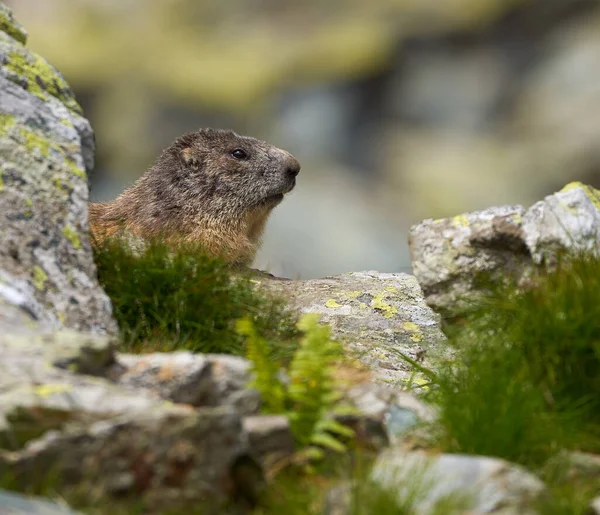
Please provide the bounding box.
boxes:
[150,129,301,217]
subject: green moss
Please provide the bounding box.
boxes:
[0,5,27,45]
[4,49,82,115]
[32,266,48,290]
[61,225,81,249]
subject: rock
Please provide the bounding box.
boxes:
[410,182,600,314]
[591,496,600,515]
[0,330,266,511]
[370,451,546,515]
[264,271,447,386]
[0,489,82,514]
[523,182,600,265]
[0,331,162,450]
[114,352,261,414]
[0,2,114,334]
[1,405,261,513]
[242,415,295,469]
[341,383,436,447]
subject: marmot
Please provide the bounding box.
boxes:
[89,129,300,265]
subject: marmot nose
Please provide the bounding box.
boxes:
[286,156,301,178]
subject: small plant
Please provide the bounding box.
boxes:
[239,314,354,459]
[94,237,299,357]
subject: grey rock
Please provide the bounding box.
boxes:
[0,489,82,515]
[115,352,260,414]
[342,383,436,446]
[264,271,447,386]
[591,496,600,515]
[410,182,600,314]
[1,406,260,512]
[242,415,295,468]
[371,451,546,514]
[0,3,115,334]
[523,183,600,265]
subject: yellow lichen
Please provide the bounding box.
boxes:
[34,383,72,398]
[345,290,362,298]
[32,265,48,290]
[325,298,343,308]
[385,286,398,293]
[62,225,81,249]
[410,333,424,343]
[402,321,420,332]
[452,214,470,227]
[560,181,600,211]
[371,292,398,318]
[359,302,368,309]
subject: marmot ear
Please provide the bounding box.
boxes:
[180,146,200,168]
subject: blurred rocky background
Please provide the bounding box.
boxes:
[8,0,600,278]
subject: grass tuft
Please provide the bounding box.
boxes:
[93,237,299,358]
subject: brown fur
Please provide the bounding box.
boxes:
[89,129,300,265]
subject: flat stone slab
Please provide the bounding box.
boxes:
[264,271,447,386]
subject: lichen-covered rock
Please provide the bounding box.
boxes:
[523,182,600,265]
[370,451,546,515]
[0,2,114,334]
[264,271,446,386]
[410,182,600,314]
[0,330,270,511]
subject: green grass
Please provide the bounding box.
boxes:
[93,238,299,358]
[431,253,600,466]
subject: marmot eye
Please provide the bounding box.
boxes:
[231,149,248,160]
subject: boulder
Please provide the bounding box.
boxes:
[0,1,114,334]
[325,451,546,515]
[114,351,261,415]
[264,271,447,386]
[370,451,546,514]
[410,182,600,314]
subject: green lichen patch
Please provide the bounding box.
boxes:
[325,298,343,308]
[62,225,81,249]
[0,3,27,45]
[9,124,86,178]
[32,265,48,290]
[52,175,74,194]
[3,47,82,115]
[0,112,16,135]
